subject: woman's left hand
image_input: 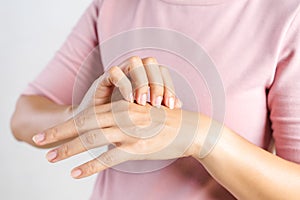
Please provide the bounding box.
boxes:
[33,100,207,178]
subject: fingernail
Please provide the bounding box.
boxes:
[141,93,147,106]
[129,93,134,103]
[32,133,45,144]
[175,99,183,108]
[169,97,175,109]
[46,150,57,161]
[155,96,163,108]
[71,169,82,178]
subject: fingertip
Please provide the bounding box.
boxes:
[32,132,45,144]
[46,150,58,162]
[154,96,163,108]
[139,93,147,106]
[129,92,134,103]
[169,97,175,109]
[175,98,183,108]
[71,169,82,179]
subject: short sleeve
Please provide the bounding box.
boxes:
[268,10,300,163]
[23,0,103,105]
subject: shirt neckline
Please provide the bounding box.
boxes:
[160,0,232,6]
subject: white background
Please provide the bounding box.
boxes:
[0,0,97,199]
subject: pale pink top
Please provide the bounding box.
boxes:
[23,0,300,199]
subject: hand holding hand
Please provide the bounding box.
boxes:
[32,56,181,146]
[33,100,206,178]
[32,56,198,179]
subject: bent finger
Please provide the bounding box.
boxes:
[99,66,133,102]
[120,56,149,106]
[160,65,176,109]
[142,57,164,108]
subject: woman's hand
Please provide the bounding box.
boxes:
[31,56,189,178]
[32,56,181,146]
[32,100,207,178]
[75,56,181,113]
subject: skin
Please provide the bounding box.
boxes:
[11,95,73,148]
[11,56,181,147]
[11,56,300,199]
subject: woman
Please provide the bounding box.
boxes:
[11,0,300,199]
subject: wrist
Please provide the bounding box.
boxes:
[190,114,223,160]
[179,112,209,158]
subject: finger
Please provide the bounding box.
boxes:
[175,98,183,109]
[99,66,133,102]
[142,57,164,108]
[160,65,176,109]
[46,128,123,162]
[71,148,132,179]
[32,109,115,146]
[120,56,149,106]
[32,118,78,146]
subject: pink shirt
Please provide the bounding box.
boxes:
[24,0,300,199]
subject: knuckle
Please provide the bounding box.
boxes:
[128,105,138,115]
[85,161,98,175]
[108,66,120,75]
[105,132,117,143]
[135,140,148,151]
[128,56,142,71]
[59,144,69,157]
[128,56,141,63]
[100,153,113,166]
[165,86,175,96]
[142,57,157,64]
[139,119,151,127]
[112,100,128,112]
[134,113,151,127]
[75,109,89,129]
[150,84,164,94]
[135,85,149,93]
[127,106,139,114]
[141,113,151,123]
[46,127,59,141]
[75,115,85,129]
[160,65,169,72]
[108,66,122,84]
[84,131,98,146]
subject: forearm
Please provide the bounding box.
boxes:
[11,95,74,148]
[192,124,300,199]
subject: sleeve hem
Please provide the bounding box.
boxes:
[22,83,67,105]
